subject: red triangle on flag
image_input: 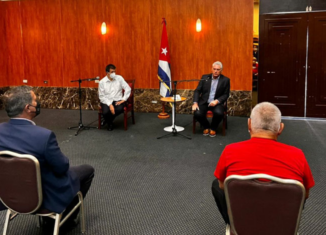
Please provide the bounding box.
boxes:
[159,19,170,63]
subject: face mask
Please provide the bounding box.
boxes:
[109,73,116,79]
[28,101,41,117]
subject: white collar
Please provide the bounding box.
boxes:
[106,76,116,82]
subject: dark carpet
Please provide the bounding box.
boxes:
[0,109,325,235]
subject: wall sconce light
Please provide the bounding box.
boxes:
[101,22,107,35]
[196,19,201,32]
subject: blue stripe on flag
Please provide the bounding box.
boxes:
[158,66,171,97]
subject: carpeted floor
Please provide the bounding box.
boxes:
[0,109,325,235]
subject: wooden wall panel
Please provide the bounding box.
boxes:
[20,0,63,87]
[166,0,207,89]
[0,3,9,87]
[129,0,151,88]
[60,0,79,87]
[61,0,104,87]
[3,0,253,91]
[102,0,133,84]
[219,0,253,91]
[6,2,24,86]
[148,0,166,89]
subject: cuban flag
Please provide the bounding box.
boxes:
[158,18,172,97]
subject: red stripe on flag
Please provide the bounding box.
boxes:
[159,18,170,63]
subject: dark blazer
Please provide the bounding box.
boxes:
[0,119,79,213]
[193,74,230,106]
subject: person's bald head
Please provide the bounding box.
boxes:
[250,102,282,135]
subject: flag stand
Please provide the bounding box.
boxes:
[158,102,170,119]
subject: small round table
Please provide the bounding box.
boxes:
[160,96,186,132]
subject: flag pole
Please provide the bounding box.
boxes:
[158,17,172,119]
[158,20,170,119]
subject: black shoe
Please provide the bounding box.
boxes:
[101,119,106,127]
[107,124,114,131]
[41,217,55,233]
[61,218,79,231]
[41,216,79,232]
[42,217,55,227]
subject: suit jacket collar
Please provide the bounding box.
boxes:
[9,118,36,125]
[215,75,224,96]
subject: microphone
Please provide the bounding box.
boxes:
[87,76,100,81]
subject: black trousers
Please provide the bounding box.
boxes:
[64,164,95,220]
[211,179,230,224]
[194,103,224,131]
[100,101,125,126]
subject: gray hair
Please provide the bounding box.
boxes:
[4,86,33,118]
[212,61,223,70]
[250,102,281,133]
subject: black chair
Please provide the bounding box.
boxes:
[0,150,85,235]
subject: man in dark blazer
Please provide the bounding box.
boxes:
[193,61,230,137]
[0,86,94,226]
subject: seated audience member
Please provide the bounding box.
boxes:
[0,86,94,227]
[192,61,230,137]
[98,64,131,131]
[211,102,315,224]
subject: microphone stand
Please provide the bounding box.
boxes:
[68,77,99,136]
[157,79,202,140]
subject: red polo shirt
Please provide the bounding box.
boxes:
[214,138,315,190]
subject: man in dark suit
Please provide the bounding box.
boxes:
[0,86,94,226]
[192,61,230,137]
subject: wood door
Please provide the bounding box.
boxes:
[306,12,326,117]
[258,13,307,116]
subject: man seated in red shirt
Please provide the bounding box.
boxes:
[211,102,315,224]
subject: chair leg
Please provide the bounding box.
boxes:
[225,224,231,235]
[78,193,86,233]
[98,113,101,129]
[132,110,135,124]
[124,111,128,131]
[37,215,41,228]
[193,117,196,134]
[3,209,11,235]
[53,214,61,235]
[222,117,226,136]
[226,115,228,129]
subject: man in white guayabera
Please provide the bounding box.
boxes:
[98,64,131,131]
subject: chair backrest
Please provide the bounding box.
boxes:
[124,79,135,105]
[225,174,305,235]
[0,151,43,214]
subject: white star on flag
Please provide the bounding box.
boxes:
[161,48,168,55]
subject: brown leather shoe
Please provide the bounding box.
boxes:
[209,130,216,137]
[203,129,210,136]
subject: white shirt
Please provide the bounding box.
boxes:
[208,76,220,103]
[98,75,131,106]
